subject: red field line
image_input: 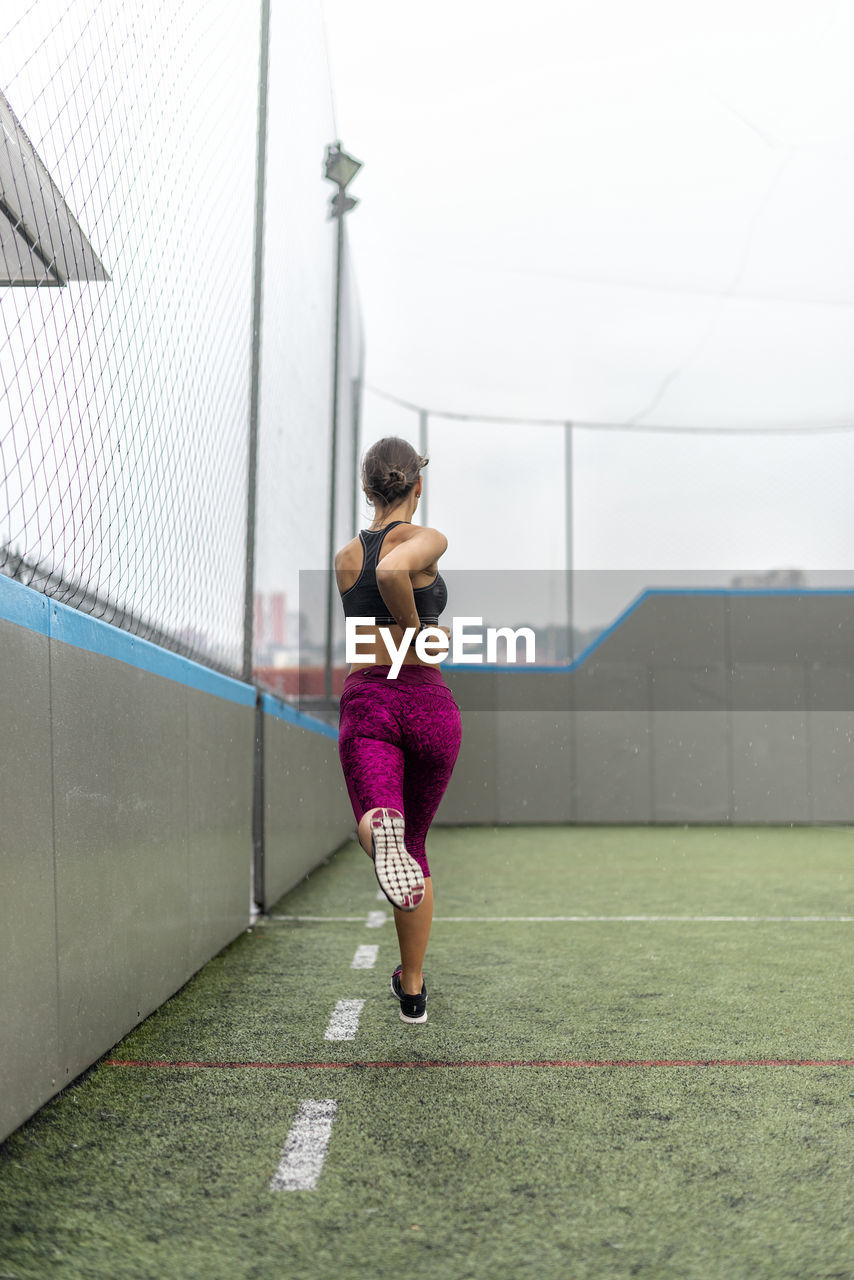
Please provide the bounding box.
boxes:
[105,1057,854,1070]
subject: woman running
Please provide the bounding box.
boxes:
[334,436,462,1024]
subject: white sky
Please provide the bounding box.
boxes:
[321,0,854,618]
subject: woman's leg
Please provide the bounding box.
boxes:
[338,684,405,833]
[339,679,461,1000]
[392,687,462,993]
[393,877,433,995]
[339,690,425,914]
[399,689,462,877]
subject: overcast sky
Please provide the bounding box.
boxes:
[321,0,854,623]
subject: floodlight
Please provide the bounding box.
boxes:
[324,142,362,190]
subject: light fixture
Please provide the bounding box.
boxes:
[323,142,362,190]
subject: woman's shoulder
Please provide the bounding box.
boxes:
[414,525,448,555]
[381,524,448,567]
[334,533,363,571]
[398,523,447,546]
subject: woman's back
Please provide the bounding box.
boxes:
[335,521,449,671]
[336,521,447,620]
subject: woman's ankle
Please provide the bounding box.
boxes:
[400,967,423,995]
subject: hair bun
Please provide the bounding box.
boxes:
[361,437,425,510]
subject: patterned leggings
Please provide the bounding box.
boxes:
[337,664,463,878]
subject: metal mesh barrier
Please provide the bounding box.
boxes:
[0,0,363,680]
[362,389,854,658]
[251,0,364,697]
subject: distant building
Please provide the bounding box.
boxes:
[729,569,806,590]
[253,591,288,664]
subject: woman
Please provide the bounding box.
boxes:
[334,436,462,1025]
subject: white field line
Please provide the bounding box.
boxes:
[426,915,854,923]
[266,911,389,926]
[324,999,365,1041]
[267,914,854,924]
[268,915,373,923]
[351,945,379,970]
[270,1099,338,1192]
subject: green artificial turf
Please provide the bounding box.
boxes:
[1,826,853,1280]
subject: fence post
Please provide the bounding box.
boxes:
[323,207,345,704]
[351,376,361,537]
[419,408,428,527]
[564,420,573,662]
[242,0,272,683]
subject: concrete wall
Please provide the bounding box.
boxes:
[0,576,256,1140]
[259,694,353,910]
[0,574,354,1142]
[438,589,854,826]
[4,582,852,1140]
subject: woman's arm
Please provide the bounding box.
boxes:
[375,528,448,631]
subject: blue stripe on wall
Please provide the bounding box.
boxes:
[444,586,854,675]
[0,573,50,635]
[7,574,852,703]
[0,575,254,708]
[261,692,339,740]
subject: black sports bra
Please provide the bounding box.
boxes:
[339,521,448,625]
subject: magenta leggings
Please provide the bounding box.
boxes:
[337,665,463,877]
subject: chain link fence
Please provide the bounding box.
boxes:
[0,0,363,680]
[361,389,854,660]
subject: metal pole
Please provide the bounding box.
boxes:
[351,375,361,537]
[242,0,271,682]
[418,408,428,527]
[251,691,265,910]
[324,205,345,703]
[564,420,573,663]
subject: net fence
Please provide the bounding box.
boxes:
[0,0,363,679]
[360,388,854,661]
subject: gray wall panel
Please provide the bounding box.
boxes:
[0,615,60,1138]
[437,593,854,827]
[649,664,728,712]
[808,665,854,713]
[439,671,499,824]
[730,712,810,823]
[731,662,807,712]
[263,714,352,909]
[573,661,649,711]
[573,711,653,823]
[651,711,731,822]
[50,642,190,1078]
[437,709,499,824]
[187,689,253,970]
[496,710,574,823]
[494,674,574,822]
[807,713,854,822]
[604,593,728,667]
[728,594,854,665]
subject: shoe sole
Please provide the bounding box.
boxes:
[398,1007,428,1024]
[390,972,428,1024]
[370,809,425,912]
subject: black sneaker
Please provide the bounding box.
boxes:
[390,965,427,1024]
[370,808,425,912]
